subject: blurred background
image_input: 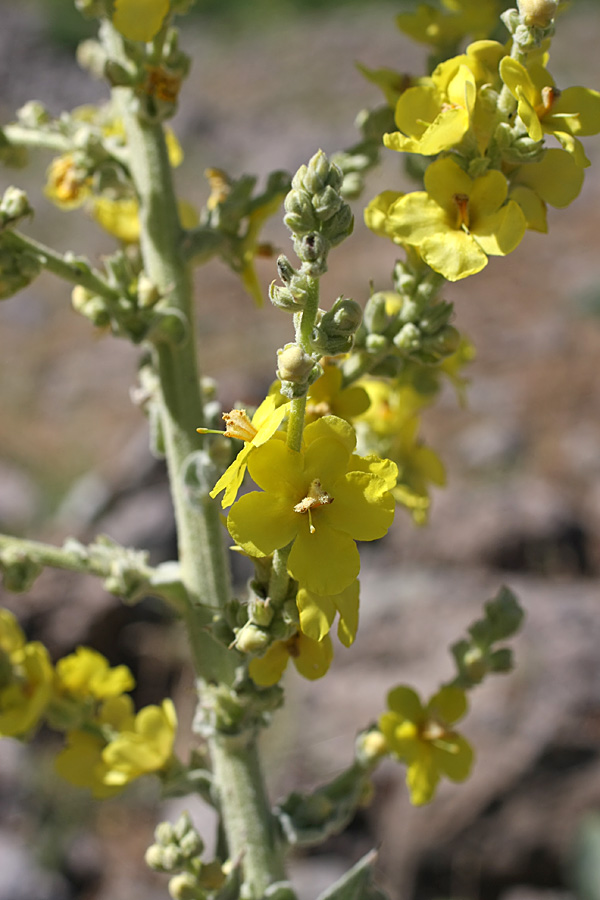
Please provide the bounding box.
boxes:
[1,1,600,899]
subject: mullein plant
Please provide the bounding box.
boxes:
[0,0,595,896]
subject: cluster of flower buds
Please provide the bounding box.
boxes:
[349,256,460,378]
[145,812,228,900]
[283,149,353,275]
[71,253,188,346]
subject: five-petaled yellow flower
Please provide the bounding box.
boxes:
[379,685,473,805]
[227,416,397,596]
[366,157,526,281]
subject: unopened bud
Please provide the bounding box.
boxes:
[235,622,271,655]
[276,343,314,383]
[168,872,199,900]
[137,274,161,308]
[0,187,32,226]
[517,0,558,26]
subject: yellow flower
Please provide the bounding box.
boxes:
[112,0,170,43]
[366,157,526,281]
[500,57,600,166]
[510,148,585,232]
[305,363,370,424]
[44,155,91,210]
[55,647,135,701]
[379,685,473,805]
[227,416,396,596]
[355,380,445,525]
[54,696,177,795]
[204,394,290,509]
[54,695,136,799]
[102,699,177,786]
[248,632,333,687]
[0,610,53,738]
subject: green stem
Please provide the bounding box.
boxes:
[296,275,320,353]
[104,23,291,895]
[0,533,147,578]
[210,732,290,897]
[2,124,73,154]
[1,230,121,302]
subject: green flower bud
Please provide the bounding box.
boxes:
[76,40,108,80]
[328,296,362,335]
[356,729,388,765]
[179,830,204,860]
[301,150,330,194]
[284,189,318,235]
[312,185,343,222]
[16,101,50,128]
[71,286,110,327]
[235,622,271,655]
[269,282,302,312]
[364,293,389,334]
[294,231,329,264]
[0,187,32,226]
[155,821,176,847]
[173,811,194,842]
[462,647,488,684]
[393,322,421,353]
[168,872,202,900]
[249,596,274,628]
[0,549,43,593]
[322,203,353,247]
[145,844,170,872]
[365,333,388,354]
[104,59,136,87]
[137,274,161,309]
[276,254,296,285]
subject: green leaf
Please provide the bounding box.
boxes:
[316,850,390,900]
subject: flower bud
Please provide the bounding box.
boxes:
[322,203,354,247]
[517,0,558,26]
[269,282,302,312]
[145,844,169,872]
[312,185,343,222]
[168,872,200,900]
[234,622,271,655]
[179,829,205,860]
[284,189,318,235]
[276,343,314,384]
[0,187,31,225]
[137,274,161,308]
[249,596,274,628]
[16,101,50,128]
[356,729,388,765]
[365,333,388,354]
[276,254,296,285]
[155,821,176,846]
[364,293,389,334]
[301,150,330,194]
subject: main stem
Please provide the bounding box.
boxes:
[107,27,289,896]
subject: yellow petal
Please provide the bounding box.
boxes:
[113,0,170,42]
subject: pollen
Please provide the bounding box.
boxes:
[294,478,334,534]
[221,410,258,442]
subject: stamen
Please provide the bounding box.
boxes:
[535,85,561,119]
[293,478,334,534]
[453,193,470,230]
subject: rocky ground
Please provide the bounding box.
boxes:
[1,2,600,899]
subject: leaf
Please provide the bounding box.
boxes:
[316,850,390,900]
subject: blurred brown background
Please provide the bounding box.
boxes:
[1,2,600,899]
